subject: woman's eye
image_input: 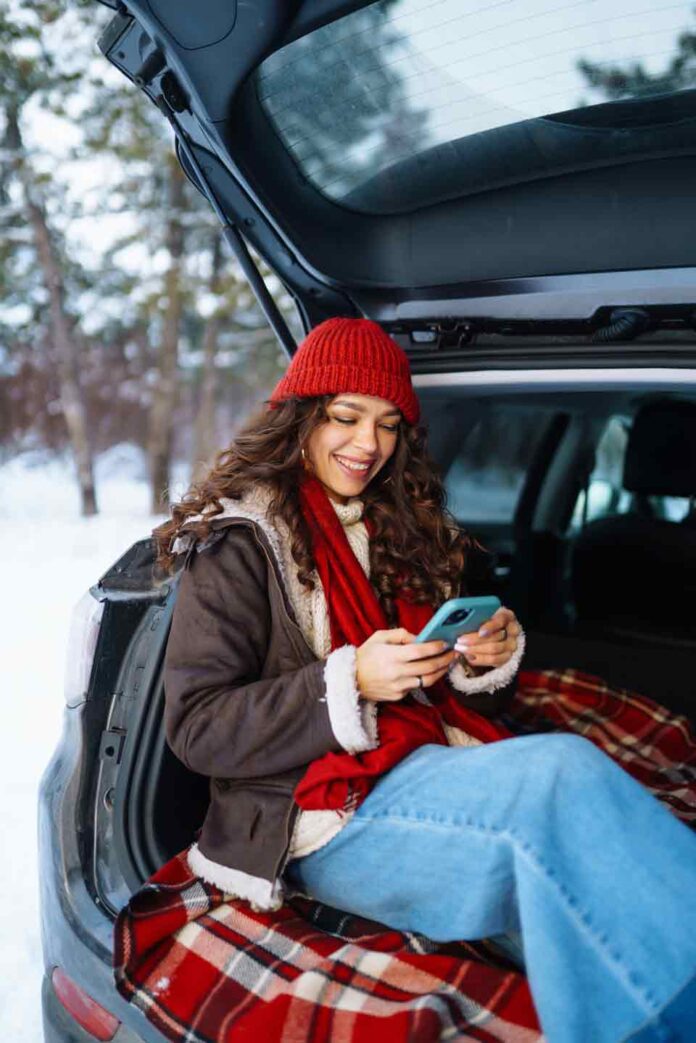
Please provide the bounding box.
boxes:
[332,416,398,432]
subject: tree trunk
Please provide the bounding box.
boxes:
[147,156,185,514]
[191,234,223,481]
[7,108,97,516]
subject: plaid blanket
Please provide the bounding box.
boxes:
[505,669,696,823]
[115,669,696,1042]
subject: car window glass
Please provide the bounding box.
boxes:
[444,407,547,523]
[256,0,695,211]
[570,414,693,530]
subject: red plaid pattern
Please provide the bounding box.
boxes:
[114,670,696,1042]
[115,852,539,1043]
[511,669,696,823]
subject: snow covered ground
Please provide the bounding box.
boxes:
[0,447,189,1042]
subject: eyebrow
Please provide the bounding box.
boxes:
[332,399,402,418]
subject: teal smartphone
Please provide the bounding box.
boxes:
[414,596,502,647]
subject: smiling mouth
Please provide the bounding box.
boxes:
[334,454,374,477]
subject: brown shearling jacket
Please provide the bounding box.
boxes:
[164,505,518,909]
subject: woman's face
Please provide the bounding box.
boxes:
[304,393,401,504]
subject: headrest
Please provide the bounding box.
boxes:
[623,400,696,497]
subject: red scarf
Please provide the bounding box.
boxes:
[293,474,511,812]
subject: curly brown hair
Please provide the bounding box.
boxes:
[154,395,475,624]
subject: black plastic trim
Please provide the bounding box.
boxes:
[514,414,571,539]
[107,595,177,894]
[406,344,696,373]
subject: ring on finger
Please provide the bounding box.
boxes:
[417,676,423,688]
[500,627,508,642]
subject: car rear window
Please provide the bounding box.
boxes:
[444,405,549,523]
[255,0,695,212]
[570,414,695,529]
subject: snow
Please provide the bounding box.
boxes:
[0,447,189,1041]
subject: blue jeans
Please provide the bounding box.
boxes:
[285,735,696,1043]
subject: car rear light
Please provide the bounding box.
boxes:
[64,590,105,707]
[51,967,120,1040]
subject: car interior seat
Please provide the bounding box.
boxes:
[571,398,696,645]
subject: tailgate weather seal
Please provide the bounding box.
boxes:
[413,367,696,389]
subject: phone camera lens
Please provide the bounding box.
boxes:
[445,609,470,625]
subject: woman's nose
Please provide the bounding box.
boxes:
[353,424,378,453]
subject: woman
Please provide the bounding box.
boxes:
[157,318,696,1043]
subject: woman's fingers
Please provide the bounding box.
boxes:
[457,642,516,668]
[479,607,516,637]
[371,609,521,685]
[470,622,521,650]
[420,663,454,687]
[456,611,519,647]
[401,639,448,661]
[398,645,455,679]
[398,649,456,685]
[454,606,520,666]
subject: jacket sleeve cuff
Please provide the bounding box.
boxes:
[448,630,526,695]
[323,645,379,754]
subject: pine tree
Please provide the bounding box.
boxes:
[0,0,98,513]
[578,22,696,98]
[77,55,290,509]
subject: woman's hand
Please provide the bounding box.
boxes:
[356,628,457,703]
[453,606,521,670]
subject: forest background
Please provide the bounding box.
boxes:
[1,0,298,519]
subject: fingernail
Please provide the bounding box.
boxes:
[466,652,478,662]
[478,628,490,637]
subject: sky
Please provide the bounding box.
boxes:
[377,0,693,133]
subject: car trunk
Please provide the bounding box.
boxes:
[82,375,696,905]
[76,542,207,913]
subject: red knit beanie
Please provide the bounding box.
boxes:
[268,317,420,424]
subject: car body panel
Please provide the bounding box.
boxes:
[39,708,161,1043]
